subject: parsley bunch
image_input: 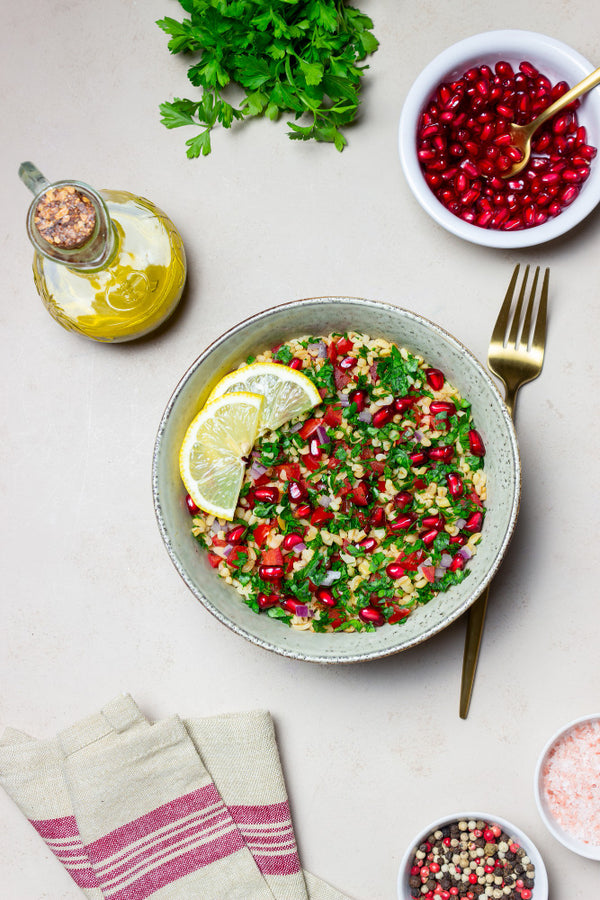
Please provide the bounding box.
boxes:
[157,0,378,157]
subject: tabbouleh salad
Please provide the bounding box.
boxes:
[187,332,487,632]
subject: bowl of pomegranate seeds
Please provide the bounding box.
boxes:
[534,713,600,860]
[153,297,520,663]
[399,30,600,247]
[398,812,549,900]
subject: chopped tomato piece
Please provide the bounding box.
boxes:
[226,546,249,569]
[420,565,436,583]
[207,552,221,569]
[210,536,228,547]
[348,481,371,507]
[327,342,338,363]
[253,522,273,547]
[303,454,322,472]
[298,418,322,440]
[261,547,283,566]
[333,367,351,391]
[336,337,354,354]
[324,405,343,427]
[276,463,301,481]
[389,606,411,624]
[252,472,272,487]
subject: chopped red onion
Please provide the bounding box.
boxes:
[338,392,350,407]
[458,546,472,561]
[290,421,304,433]
[358,410,372,424]
[294,604,310,617]
[455,518,467,530]
[308,341,327,358]
[249,461,267,480]
[315,424,330,445]
[318,495,332,507]
[209,520,221,534]
[440,553,452,568]
[414,429,424,441]
[434,566,446,579]
[223,544,233,557]
[292,542,306,555]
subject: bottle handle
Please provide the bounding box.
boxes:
[19,161,50,196]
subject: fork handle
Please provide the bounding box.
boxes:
[459,585,489,718]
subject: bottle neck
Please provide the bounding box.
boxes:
[20,163,116,271]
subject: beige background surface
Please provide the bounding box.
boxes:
[1,1,599,897]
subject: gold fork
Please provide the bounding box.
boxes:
[459,264,549,718]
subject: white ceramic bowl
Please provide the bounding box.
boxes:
[399,30,600,248]
[397,811,549,900]
[152,296,520,664]
[534,713,600,860]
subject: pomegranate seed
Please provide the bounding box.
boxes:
[295,503,312,518]
[449,553,465,572]
[358,607,385,626]
[409,449,428,466]
[288,357,303,370]
[349,388,367,411]
[370,506,386,527]
[254,486,279,504]
[258,592,279,609]
[422,528,439,547]
[227,525,246,544]
[447,472,464,498]
[468,428,485,456]
[395,490,413,509]
[288,480,307,503]
[430,400,456,416]
[426,368,445,390]
[428,445,454,462]
[315,586,336,606]
[422,513,445,529]
[281,597,305,615]
[339,356,357,370]
[358,536,378,553]
[372,405,393,427]
[389,513,415,532]
[282,532,304,551]
[185,493,199,515]
[449,534,466,546]
[386,562,405,579]
[464,511,484,533]
[394,395,415,413]
[308,436,322,459]
[259,564,284,582]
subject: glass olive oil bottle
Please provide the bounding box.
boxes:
[20,162,186,342]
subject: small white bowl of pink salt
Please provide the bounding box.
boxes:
[534,713,600,860]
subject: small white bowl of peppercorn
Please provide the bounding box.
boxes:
[399,30,600,247]
[397,812,549,900]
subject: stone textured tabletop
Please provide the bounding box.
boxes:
[1,1,599,898]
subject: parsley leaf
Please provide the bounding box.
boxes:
[157,0,378,155]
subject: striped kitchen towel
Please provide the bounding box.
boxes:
[0,697,353,900]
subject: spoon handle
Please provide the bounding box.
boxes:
[529,65,600,132]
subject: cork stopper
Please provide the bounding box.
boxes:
[33,184,96,250]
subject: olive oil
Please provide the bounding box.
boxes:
[32,190,186,342]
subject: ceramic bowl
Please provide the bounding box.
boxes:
[399,29,600,248]
[397,811,549,899]
[152,296,520,664]
[534,713,600,860]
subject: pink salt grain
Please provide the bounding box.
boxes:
[541,719,600,846]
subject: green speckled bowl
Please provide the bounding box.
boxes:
[152,297,520,663]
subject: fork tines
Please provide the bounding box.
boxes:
[492,263,549,352]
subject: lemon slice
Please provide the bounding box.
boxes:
[179,392,264,521]
[207,362,321,432]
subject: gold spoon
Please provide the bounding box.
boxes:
[503,65,600,178]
